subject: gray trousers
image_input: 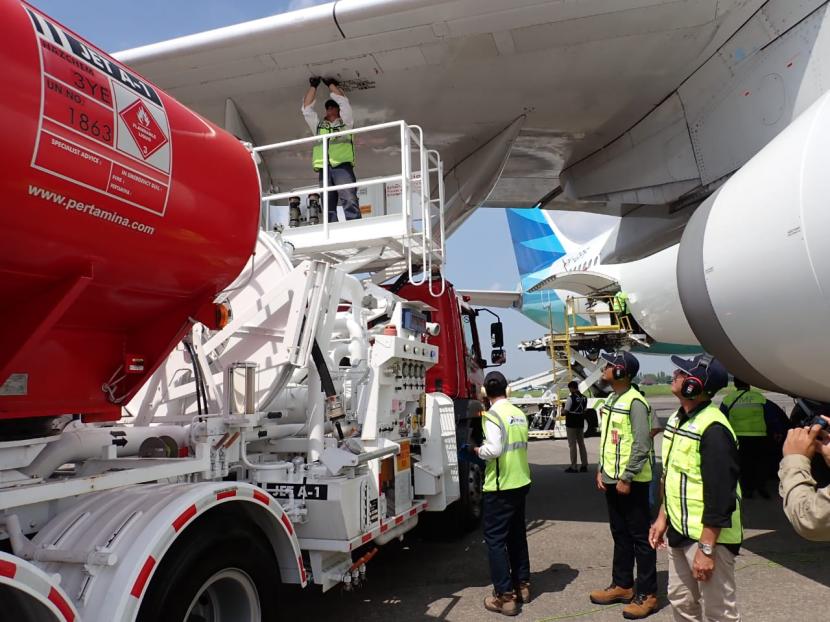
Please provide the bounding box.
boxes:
[668,543,740,621]
[566,427,588,467]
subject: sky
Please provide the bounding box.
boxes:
[27,0,675,380]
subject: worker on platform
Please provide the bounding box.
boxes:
[720,378,770,498]
[612,291,630,317]
[591,352,658,619]
[302,76,361,221]
[778,415,830,541]
[649,354,742,622]
[564,380,589,473]
[474,371,531,616]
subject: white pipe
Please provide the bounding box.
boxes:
[340,275,368,365]
[239,427,301,471]
[307,364,324,462]
[21,423,189,480]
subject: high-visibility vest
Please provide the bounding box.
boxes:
[599,387,652,482]
[312,118,355,170]
[612,291,629,315]
[482,399,531,492]
[663,405,743,544]
[721,389,767,437]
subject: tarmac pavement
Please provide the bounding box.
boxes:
[282,393,830,621]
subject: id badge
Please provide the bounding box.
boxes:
[612,430,619,445]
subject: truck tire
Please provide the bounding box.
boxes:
[137,513,279,622]
[455,457,484,530]
[584,409,600,437]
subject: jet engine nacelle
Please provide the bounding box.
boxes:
[678,91,830,401]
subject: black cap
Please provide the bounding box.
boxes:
[671,354,728,396]
[600,351,639,378]
[324,99,340,109]
[484,371,508,397]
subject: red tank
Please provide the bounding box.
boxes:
[0,1,260,422]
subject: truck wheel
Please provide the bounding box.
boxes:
[458,458,483,529]
[584,409,600,437]
[137,514,279,622]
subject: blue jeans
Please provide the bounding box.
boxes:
[317,162,360,221]
[483,484,531,594]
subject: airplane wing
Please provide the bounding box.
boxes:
[114,0,767,238]
[456,289,522,309]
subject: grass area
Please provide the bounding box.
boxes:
[638,384,675,397]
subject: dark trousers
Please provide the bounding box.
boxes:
[738,436,769,494]
[605,481,657,594]
[317,162,360,221]
[483,485,531,594]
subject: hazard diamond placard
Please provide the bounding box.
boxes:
[119,99,169,159]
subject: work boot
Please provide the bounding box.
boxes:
[516,581,531,604]
[589,584,634,605]
[622,593,658,619]
[484,590,520,616]
[580,465,588,472]
[565,467,578,473]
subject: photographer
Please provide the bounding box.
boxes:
[779,416,830,540]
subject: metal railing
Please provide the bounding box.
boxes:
[253,120,446,295]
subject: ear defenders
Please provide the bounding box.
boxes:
[612,362,627,380]
[680,354,713,398]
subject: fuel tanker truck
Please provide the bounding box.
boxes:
[0,2,502,620]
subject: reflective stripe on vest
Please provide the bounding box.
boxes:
[312,120,355,170]
[599,387,652,482]
[721,389,767,437]
[662,405,743,544]
[483,400,531,493]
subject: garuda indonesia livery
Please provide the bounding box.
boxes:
[462,207,700,355]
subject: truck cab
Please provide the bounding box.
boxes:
[396,278,506,530]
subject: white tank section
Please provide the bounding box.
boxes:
[678,90,830,400]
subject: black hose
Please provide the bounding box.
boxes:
[184,341,206,416]
[311,340,337,398]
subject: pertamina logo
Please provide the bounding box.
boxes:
[119,100,168,159]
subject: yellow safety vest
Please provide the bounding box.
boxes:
[482,400,531,492]
[612,291,629,315]
[599,387,652,482]
[721,389,767,437]
[312,118,355,170]
[663,405,743,544]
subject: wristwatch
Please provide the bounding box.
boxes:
[697,542,714,556]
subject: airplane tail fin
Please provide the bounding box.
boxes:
[505,208,579,286]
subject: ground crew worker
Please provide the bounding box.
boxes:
[474,371,531,616]
[590,352,658,619]
[649,354,742,622]
[612,291,629,316]
[779,415,830,540]
[302,77,361,221]
[720,378,770,498]
[564,380,589,473]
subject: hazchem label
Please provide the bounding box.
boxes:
[25,7,171,217]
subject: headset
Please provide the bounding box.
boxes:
[680,354,713,398]
[608,354,627,380]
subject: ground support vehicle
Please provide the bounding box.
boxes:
[0,4,488,619]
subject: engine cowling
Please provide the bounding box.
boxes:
[678,91,830,401]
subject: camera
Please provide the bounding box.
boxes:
[809,414,830,432]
